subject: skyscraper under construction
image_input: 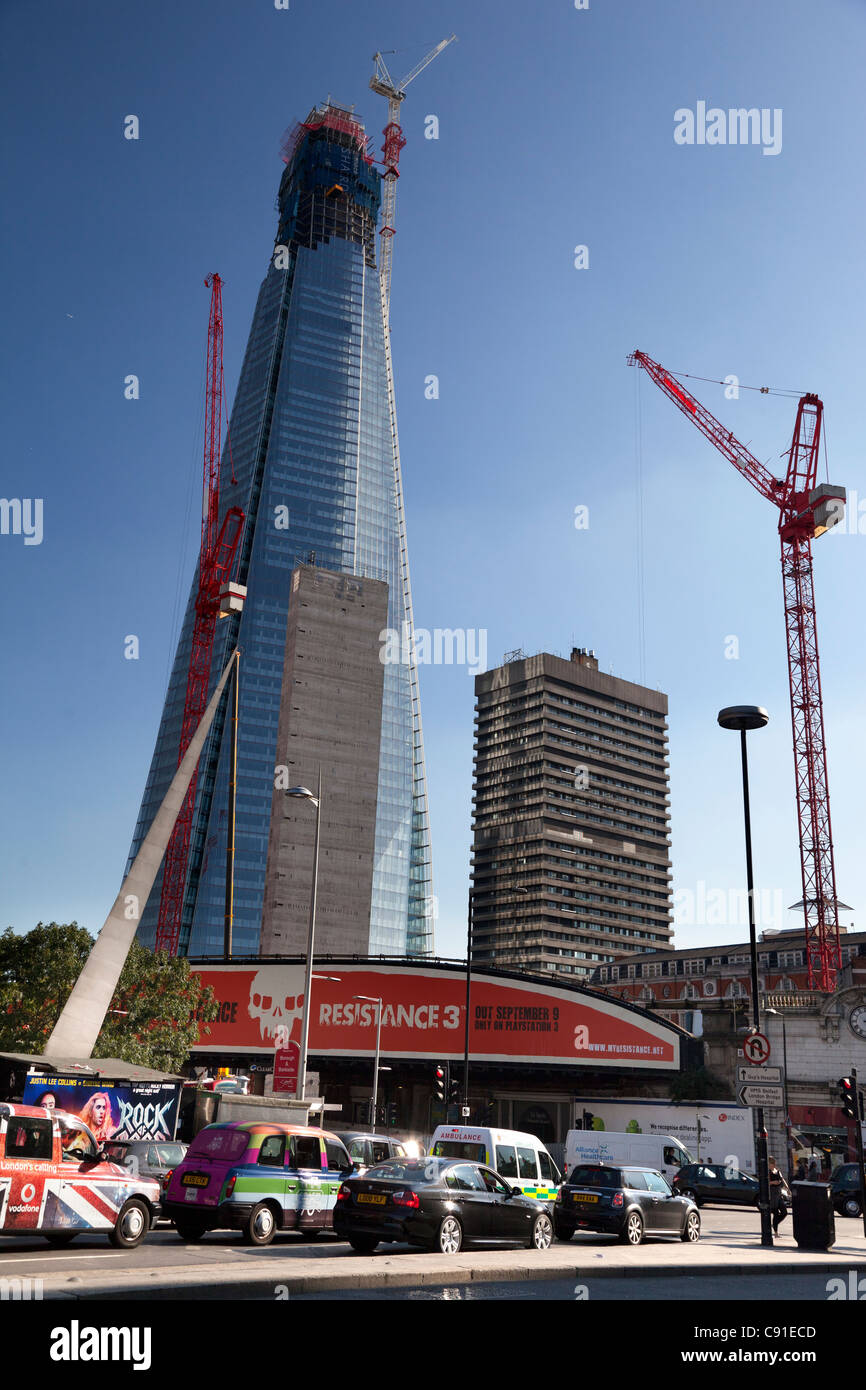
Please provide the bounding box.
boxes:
[127,102,433,958]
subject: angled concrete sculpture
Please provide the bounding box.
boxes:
[46,651,240,1058]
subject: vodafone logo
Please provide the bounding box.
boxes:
[21,1183,36,1202]
[719,1114,727,1122]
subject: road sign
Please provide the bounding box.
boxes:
[738,1083,785,1108]
[742,1031,771,1064]
[737,1065,782,1085]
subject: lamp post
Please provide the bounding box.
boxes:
[462,888,475,1122]
[354,995,383,1132]
[765,1005,792,1180]
[463,883,528,1120]
[718,704,773,1248]
[286,772,322,1102]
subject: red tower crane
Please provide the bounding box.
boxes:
[628,349,847,991]
[154,274,245,955]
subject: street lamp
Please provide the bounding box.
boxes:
[463,883,528,1120]
[286,773,322,1102]
[718,704,773,1248]
[354,995,383,1132]
[764,1005,792,1180]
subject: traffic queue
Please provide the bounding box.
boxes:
[1,1102,710,1253]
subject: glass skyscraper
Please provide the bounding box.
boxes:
[127,103,433,958]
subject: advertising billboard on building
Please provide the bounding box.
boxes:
[191,963,681,1070]
[22,1074,181,1142]
[572,1098,755,1169]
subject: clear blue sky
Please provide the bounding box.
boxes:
[2,0,864,960]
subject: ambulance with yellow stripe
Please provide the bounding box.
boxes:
[429,1126,561,1207]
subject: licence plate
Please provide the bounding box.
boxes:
[357,1193,387,1205]
[182,1173,208,1187]
[571,1192,599,1204]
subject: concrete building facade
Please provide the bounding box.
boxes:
[470,648,673,982]
[260,565,389,955]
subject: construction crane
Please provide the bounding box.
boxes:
[628,349,847,992]
[370,34,456,311]
[155,274,245,955]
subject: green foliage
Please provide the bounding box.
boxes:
[0,923,213,1073]
[669,1065,728,1102]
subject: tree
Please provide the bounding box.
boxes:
[0,923,213,1073]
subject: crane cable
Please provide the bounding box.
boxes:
[664,368,806,400]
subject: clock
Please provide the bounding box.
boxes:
[849,1004,866,1040]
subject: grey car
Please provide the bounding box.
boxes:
[104,1139,188,1208]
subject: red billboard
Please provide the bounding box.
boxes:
[191,963,679,1070]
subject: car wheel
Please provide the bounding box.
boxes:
[553,1220,573,1242]
[109,1199,150,1249]
[44,1232,78,1246]
[619,1210,644,1246]
[348,1234,379,1254]
[842,1196,862,1218]
[436,1215,463,1255]
[681,1210,701,1243]
[680,1188,701,1208]
[174,1218,208,1242]
[528,1212,553,1250]
[242,1202,277,1247]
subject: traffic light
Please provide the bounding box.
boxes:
[433,1062,448,1103]
[386,1102,398,1128]
[448,1074,461,1104]
[839,1077,858,1120]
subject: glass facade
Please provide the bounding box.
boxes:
[127,104,433,958]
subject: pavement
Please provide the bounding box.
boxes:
[29,1215,866,1300]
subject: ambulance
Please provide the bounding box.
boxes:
[429,1126,561,1206]
[0,1103,160,1247]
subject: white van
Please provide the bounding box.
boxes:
[564,1130,693,1183]
[429,1126,561,1205]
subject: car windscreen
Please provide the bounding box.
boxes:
[431,1141,486,1162]
[567,1166,622,1188]
[152,1144,186,1166]
[186,1127,250,1162]
[364,1159,442,1183]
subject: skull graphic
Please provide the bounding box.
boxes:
[248,967,306,1043]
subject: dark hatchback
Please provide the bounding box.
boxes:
[830,1164,864,1218]
[333,1156,553,1255]
[554,1163,700,1246]
[672,1163,791,1209]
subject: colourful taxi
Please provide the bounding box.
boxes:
[163,1121,354,1245]
[0,1103,160,1247]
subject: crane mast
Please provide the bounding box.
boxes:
[369,34,456,314]
[155,274,245,956]
[628,350,846,991]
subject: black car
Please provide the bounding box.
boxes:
[672,1163,791,1209]
[830,1164,864,1218]
[333,1156,553,1255]
[554,1163,700,1246]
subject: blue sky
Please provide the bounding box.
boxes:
[1,0,864,960]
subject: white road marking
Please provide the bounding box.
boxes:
[0,1253,128,1264]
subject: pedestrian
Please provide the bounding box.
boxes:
[768,1156,788,1234]
[795,1158,807,1181]
[807,1156,819,1181]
